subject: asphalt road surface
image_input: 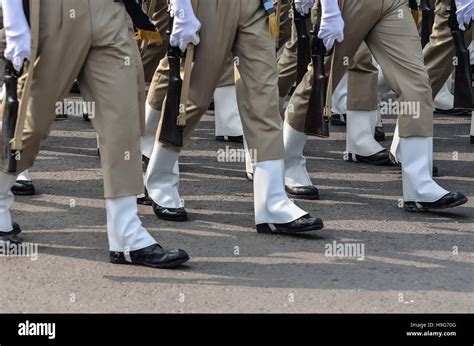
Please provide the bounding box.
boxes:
[1,110,473,313]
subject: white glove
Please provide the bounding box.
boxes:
[169,0,201,53]
[317,0,345,51]
[2,0,31,72]
[294,0,314,16]
[455,0,474,31]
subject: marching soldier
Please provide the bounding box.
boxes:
[144,0,324,234]
[285,0,468,211]
[0,4,36,196]
[0,0,189,268]
[389,0,473,160]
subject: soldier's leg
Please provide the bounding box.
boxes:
[1,0,90,236]
[77,1,157,253]
[277,19,298,98]
[282,1,377,197]
[424,0,472,98]
[214,58,244,141]
[345,43,389,165]
[141,57,169,160]
[331,73,348,124]
[145,0,236,218]
[234,0,322,230]
[0,7,36,197]
[366,0,465,208]
[140,0,169,83]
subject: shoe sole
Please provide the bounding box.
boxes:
[404,196,468,212]
[111,256,190,269]
[156,214,188,222]
[11,190,36,196]
[1,235,23,244]
[356,157,393,166]
[346,153,393,166]
[286,193,320,201]
[256,221,324,235]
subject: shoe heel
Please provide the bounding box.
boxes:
[110,252,128,265]
[403,202,422,212]
[256,224,274,234]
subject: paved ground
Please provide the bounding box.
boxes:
[0,110,473,313]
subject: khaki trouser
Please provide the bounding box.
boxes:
[423,0,472,97]
[5,0,144,198]
[147,55,237,111]
[287,0,434,137]
[140,0,169,83]
[155,0,284,162]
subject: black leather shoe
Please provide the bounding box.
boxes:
[256,214,324,234]
[152,202,188,221]
[374,126,386,142]
[110,244,189,269]
[1,223,22,244]
[285,185,320,200]
[347,149,394,166]
[11,180,36,196]
[404,192,468,212]
[215,135,244,144]
[137,188,152,206]
[330,113,346,126]
[434,108,471,116]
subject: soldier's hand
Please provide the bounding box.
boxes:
[170,0,201,53]
[455,0,474,31]
[318,0,345,51]
[294,0,314,16]
[2,0,31,72]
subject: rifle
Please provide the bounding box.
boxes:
[1,61,20,173]
[304,14,330,138]
[420,0,434,48]
[448,0,473,110]
[293,3,311,85]
[159,17,194,147]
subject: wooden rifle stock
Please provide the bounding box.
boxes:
[448,0,473,110]
[159,18,184,147]
[304,20,329,138]
[293,4,311,85]
[420,0,434,48]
